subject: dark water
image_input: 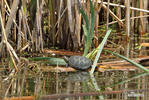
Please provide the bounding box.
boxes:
[0,66,149,100]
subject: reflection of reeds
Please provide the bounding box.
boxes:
[0,0,149,73]
[2,70,149,99]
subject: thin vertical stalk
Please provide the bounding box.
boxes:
[140,0,144,33]
[36,0,43,51]
[125,0,130,37]
[130,0,135,58]
[142,0,149,32]
[67,0,78,50]
[0,0,20,57]
[74,0,81,46]
[48,0,55,46]
[106,0,110,31]
[1,0,20,39]
[17,10,22,50]
[0,11,18,71]
[116,0,122,29]
[125,0,130,57]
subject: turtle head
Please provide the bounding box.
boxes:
[63,56,69,63]
[63,56,69,67]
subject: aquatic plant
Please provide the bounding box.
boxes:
[80,0,95,56]
[90,30,111,74]
[104,49,149,72]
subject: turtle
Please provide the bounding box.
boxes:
[63,56,92,70]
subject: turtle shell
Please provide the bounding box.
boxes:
[68,56,92,70]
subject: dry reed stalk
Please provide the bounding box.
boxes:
[94,0,103,47]
[101,2,124,27]
[48,0,56,46]
[81,0,124,27]
[36,0,44,51]
[55,0,65,37]
[74,0,81,46]
[130,0,135,58]
[20,43,30,53]
[140,0,144,33]
[97,1,149,13]
[0,11,18,71]
[7,42,20,63]
[4,78,14,97]
[125,0,130,37]
[116,0,122,29]
[106,0,110,31]
[130,0,135,34]
[142,0,149,32]
[0,0,148,54]
[125,0,130,58]
[0,0,20,59]
[1,0,6,27]
[21,7,32,42]
[100,15,149,26]
[17,10,22,51]
[67,0,78,50]
[3,0,20,38]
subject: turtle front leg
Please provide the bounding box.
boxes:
[65,63,69,67]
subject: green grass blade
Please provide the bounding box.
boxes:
[82,25,88,44]
[89,0,95,40]
[104,50,149,72]
[86,45,101,59]
[90,30,111,74]
[83,25,90,56]
[80,9,89,31]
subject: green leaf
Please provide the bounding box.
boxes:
[82,25,88,45]
[104,50,149,72]
[90,30,111,74]
[80,9,89,31]
[89,0,95,40]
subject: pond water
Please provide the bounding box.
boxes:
[0,66,149,100]
[1,32,149,100]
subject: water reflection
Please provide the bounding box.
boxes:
[64,71,90,82]
[0,68,149,100]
